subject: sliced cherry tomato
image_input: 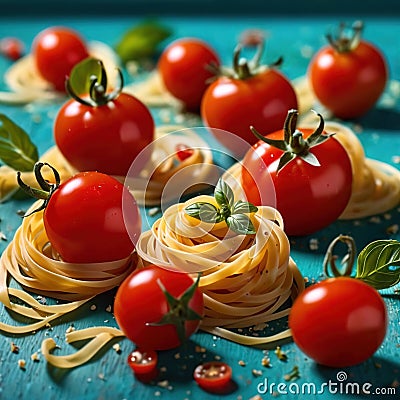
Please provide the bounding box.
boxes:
[201,42,297,157]
[289,277,388,367]
[127,348,158,375]
[54,59,154,176]
[158,38,220,111]
[0,37,24,61]
[18,163,141,263]
[175,144,194,161]
[32,26,89,92]
[308,21,388,119]
[114,265,204,351]
[193,361,232,392]
[241,109,353,236]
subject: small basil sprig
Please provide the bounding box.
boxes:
[324,235,400,290]
[185,178,258,235]
[0,114,39,171]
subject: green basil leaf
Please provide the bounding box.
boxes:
[356,239,400,290]
[226,213,256,235]
[115,20,172,64]
[185,202,220,223]
[214,178,234,209]
[232,200,258,215]
[68,57,104,96]
[0,114,38,171]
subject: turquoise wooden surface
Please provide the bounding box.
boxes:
[0,14,399,400]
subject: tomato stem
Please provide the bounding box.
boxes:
[65,59,124,107]
[17,162,61,216]
[326,20,364,53]
[323,234,356,277]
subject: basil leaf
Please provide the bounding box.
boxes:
[214,178,234,209]
[68,57,104,96]
[232,200,258,215]
[0,114,38,171]
[115,20,172,64]
[185,202,220,223]
[356,239,400,290]
[226,213,256,235]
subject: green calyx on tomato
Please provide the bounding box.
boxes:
[214,39,282,80]
[185,178,258,235]
[16,162,60,215]
[251,109,333,173]
[66,57,124,107]
[149,274,202,345]
[324,234,400,290]
[326,20,363,53]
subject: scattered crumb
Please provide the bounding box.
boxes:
[309,238,319,251]
[387,224,399,235]
[238,360,246,367]
[18,359,26,370]
[174,352,181,359]
[90,304,97,311]
[105,305,112,313]
[148,207,161,217]
[195,345,206,353]
[261,356,272,368]
[252,369,263,377]
[284,365,300,381]
[157,380,170,388]
[275,346,288,362]
[30,352,40,362]
[374,362,382,369]
[10,341,19,354]
[112,343,121,354]
[98,372,106,381]
[249,396,263,400]
[65,325,75,334]
[0,231,7,241]
[369,216,381,224]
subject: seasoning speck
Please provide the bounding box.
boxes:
[112,343,121,354]
[275,346,288,362]
[30,352,40,362]
[18,359,26,370]
[238,360,246,367]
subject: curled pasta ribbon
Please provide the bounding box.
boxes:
[223,120,400,221]
[41,327,124,369]
[0,200,138,334]
[0,41,119,104]
[136,195,305,346]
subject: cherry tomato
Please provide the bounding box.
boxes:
[54,61,154,177]
[158,38,220,111]
[0,37,24,61]
[127,348,158,375]
[193,361,232,392]
[201,43,297,157]
[42,169,141,263]
[114,265,204,351]
[241,110,352,236]
[175,143,194,161]
[289,277,388,367]
[32,26,89,92]
[308,21,388,119]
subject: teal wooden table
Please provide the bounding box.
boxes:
[0,12,399,400]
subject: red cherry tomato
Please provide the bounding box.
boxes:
[127,348,158,375]
[43,170,141,263]
[32,26,89,92]
[289,277,388,367]
[158,38,220,111]
[308,21,388,119]
[54,60,154,176]
[201,44,297,157]
[241,110,352,236]
[0,37,24,61]
[193,361,232,392]
[114,265,204,351]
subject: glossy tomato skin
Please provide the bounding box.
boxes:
[194,361,233,392]
[32,27,89,92]
[241,128,353,236]
[54,92,154,176]
[309,41,388,119]
[158,38,220,111]
[44,171,141,263]
[289,277,387,367]
[201,69,298,157]
[114,265,204,351]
